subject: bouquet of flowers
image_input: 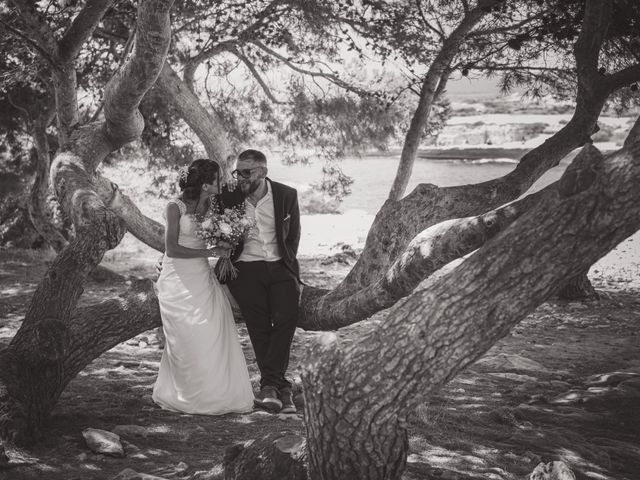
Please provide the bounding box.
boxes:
[196,204,255,282]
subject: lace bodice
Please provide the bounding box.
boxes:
[166,199,205,249]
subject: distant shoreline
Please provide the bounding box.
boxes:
[362,145,615,161]
[417,147,529,160]
[362,147,530,160]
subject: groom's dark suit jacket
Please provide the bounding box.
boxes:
[217,178,301,281]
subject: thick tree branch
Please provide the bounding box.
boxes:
[64,280,160,379]
[93,175,165,252]
[58,0,115,61]
[103,0,173,149]
[299,142,603,330]
[606,63,640,91]
[155,62,234,175]
[299,185,550,330]
[54,65,81,145]
[574,0,611,75]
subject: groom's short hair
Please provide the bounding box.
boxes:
[238,149,267,164]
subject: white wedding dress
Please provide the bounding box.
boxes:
[152,199,254,415]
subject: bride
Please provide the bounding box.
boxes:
[152,159,254,415]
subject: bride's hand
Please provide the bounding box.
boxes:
[208,246,232,257]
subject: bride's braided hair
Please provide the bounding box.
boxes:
[179,159,220,200]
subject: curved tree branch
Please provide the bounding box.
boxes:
[64,279,161,380]
[606,63,640,91]
[387,0,502,201]
[103,0,173,148]
[232,47,285,104]
[93,175,165,252]
[58,0,115,61]
[155,61,234,175]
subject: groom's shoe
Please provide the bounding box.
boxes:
[253,385,282,412]
[279,387,297,414]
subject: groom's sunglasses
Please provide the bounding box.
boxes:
[231,167,261,179]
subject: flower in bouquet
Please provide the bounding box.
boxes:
[219,222,233,236]
[195,205,255,282]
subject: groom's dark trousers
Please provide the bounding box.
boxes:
[221,178,301,390]
[228,260,298,389]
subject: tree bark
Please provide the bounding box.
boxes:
[556,270,598,300]
[302,119,640,480]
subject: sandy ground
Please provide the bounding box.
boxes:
[0,245,639,480]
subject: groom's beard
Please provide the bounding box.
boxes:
[239,179,262,195]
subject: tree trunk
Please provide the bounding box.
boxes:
[0,0,173,445]
[0,278,158,444]
[302,122,640,480]
[556,270,598,300]
[303,336,408,480]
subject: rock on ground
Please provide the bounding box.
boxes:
[82,428,125,457]
[530,461,576,480]
[223,431,307,480]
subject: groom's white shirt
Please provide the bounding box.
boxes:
[238,180,281,262]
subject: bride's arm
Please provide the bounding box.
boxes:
[164,203,222,258]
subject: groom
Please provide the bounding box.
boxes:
[218,149,301,414]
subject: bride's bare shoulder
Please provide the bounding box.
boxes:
[164,198,187,218]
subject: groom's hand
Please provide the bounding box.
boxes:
[213,246,232,257]
[218,240,234,250]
